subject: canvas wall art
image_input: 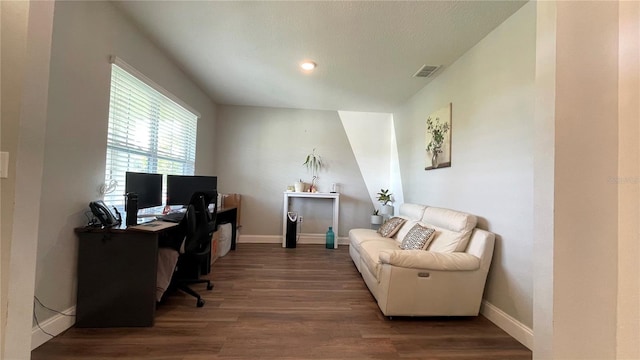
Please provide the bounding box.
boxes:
[425,103,452,170]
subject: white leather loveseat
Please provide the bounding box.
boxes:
[349,203,495,317]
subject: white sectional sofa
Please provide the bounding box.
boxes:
[349,203,495,317]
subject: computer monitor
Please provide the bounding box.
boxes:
[124,172,163,209]
[166,175,218,206]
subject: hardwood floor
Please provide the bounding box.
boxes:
[32,244,531,360]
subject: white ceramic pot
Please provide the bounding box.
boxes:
[371,215,383,225]
[380,205,393,216]
[294,181,305,192]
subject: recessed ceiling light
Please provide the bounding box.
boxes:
[300,61,317,71]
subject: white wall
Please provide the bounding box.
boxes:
[617,2,640,358]
[0,1,30,355]
[214,105,372,239]
[532,1,556,357]
[394,1,535,337]
[3,2,54,358]
[552,3,619,356]
[31,0,217,341]
[534,2,636,358]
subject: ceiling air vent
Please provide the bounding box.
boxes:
[413,65,441,78]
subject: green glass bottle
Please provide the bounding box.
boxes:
[326,226,335,249]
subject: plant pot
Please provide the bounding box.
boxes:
[380,205,393,216]
[294,181,305,192]
[371,215,383,225]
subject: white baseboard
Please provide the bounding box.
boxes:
[480,300,533,350]
[238,234,348,246]
[31,306,76,350]
[237,234,281,243]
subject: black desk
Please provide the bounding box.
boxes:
[75,222,177,327]
[75,207,237,328]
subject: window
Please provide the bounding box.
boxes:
[104,58,198,207]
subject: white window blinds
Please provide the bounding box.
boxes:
[104,61,198,206]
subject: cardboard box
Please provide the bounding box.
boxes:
[210,230,220,265]
[222,193,241,226]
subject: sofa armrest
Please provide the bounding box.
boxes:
[378,250,480,271]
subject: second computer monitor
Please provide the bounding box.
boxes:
[166,175,218,205]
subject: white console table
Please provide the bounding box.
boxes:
[282,192,340,248]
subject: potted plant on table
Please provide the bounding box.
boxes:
[371,209,383,225]
[303,148,324,192]
[376,189,393,216]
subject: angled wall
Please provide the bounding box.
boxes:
[338,111,404,213]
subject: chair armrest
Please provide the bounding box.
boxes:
[378,250,480,271]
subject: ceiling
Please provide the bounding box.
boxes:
[112,1,527,113]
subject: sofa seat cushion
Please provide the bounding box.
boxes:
[421,207,477,253]
[359,239,400,281]
[349,228,385,254]
[378,250,481,270]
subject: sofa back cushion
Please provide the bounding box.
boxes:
[421,207,477,253]
[398,203,427,221]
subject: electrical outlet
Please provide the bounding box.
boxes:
[299,216,304,223]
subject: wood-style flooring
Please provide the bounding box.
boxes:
[32,244,531,360]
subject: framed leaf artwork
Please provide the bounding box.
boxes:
[425,103,452,170]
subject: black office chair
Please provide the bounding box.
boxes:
[172,191,217,307]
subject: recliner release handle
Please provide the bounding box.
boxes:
[418,272,430,278]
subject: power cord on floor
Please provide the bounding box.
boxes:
[33,296,76,339]
[34,296,75,317]
[33,310,55,338]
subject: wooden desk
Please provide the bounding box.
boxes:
[75,223,178,327]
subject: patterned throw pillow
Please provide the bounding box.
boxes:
[400,224,436,250]
[377,217,407,238]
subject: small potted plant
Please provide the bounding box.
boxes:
[376,189,393,216]
[303,148,323,192]
[371,209,383,225]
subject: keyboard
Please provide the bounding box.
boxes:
[135,217,156,225]
[159,212,185,223]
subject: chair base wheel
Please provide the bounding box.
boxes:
[197,298,205,307]
[206,283,214,290]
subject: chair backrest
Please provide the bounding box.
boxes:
[182,191,217,255]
